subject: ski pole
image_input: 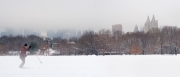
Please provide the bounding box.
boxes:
[36,55,42,63]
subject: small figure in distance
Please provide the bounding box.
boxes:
[19,44,31,68]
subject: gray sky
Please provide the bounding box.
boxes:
[0,0,179,32]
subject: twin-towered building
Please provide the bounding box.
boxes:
[112,15,158,35]
[144,15,158,33]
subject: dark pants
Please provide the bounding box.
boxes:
[19,54,26,68]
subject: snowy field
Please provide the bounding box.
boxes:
[0,55,180,77]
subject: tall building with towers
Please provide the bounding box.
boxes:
[144,15,158,33]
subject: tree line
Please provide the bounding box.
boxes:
[0,26,180,55]
[0,35,43,55]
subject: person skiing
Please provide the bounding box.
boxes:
[19,44,31,68]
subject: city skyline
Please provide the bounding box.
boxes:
[0,0,179,33]
[0,15,177,34]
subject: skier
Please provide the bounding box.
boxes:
[19,44,31,68]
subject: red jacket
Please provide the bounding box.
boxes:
[20,46,30,54]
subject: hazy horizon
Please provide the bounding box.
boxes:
[0,0,180,33]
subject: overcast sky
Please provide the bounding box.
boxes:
[0,0,179,32]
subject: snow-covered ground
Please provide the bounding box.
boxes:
[0,55,180,77]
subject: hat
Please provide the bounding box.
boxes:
[24,44,27,46]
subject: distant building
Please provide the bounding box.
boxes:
[112,24,122,36]
[134,25,139,33]
[40,31,48,40]
[144,15,158,33]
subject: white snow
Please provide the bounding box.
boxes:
[0,55,180,77]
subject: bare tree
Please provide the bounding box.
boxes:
[78,31,97,55]
[94,29,112,55]
[165,26,178,54]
